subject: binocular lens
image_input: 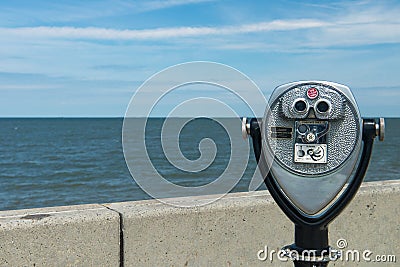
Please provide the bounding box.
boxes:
[294,99,307,112]
[316,100,330,113]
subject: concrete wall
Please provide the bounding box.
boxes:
[0,204,120,266]
[1,180,399,266]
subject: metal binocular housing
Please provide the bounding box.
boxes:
[243,81,384,267]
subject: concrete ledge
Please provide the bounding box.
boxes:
[0,180,398,266]
[0,204,120,266]
[330,180,400,267]
[107,180,400,267]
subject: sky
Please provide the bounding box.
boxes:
[0,0,399,117]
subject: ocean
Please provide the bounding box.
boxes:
[0,118,398,211]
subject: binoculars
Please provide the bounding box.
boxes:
[243,81,384,266]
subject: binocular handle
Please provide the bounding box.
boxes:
[378,117,385,141]
[362,118,385,141]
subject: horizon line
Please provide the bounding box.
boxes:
[1,116,399,119]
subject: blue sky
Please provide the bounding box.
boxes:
[1,0,399,117]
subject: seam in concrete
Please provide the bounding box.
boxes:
[103,204,124,267]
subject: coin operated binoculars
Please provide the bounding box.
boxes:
[242,81,384,267]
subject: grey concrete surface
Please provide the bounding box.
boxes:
[330,181,400,267]
[0,204,120,266]
[107,180,400,267]
[0,181,398,267]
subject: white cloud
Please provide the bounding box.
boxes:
[0,0,216,26]
[136,0,215,12]
[1,12,399,49]
[311,23,400,47]
[0,84,61,90]
[0,19,329,40]
[303,1,400,47]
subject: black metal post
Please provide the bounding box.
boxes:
[293,225,329,267]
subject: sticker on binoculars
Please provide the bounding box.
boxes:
[294,144,327,163]
[270,127,293,139]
